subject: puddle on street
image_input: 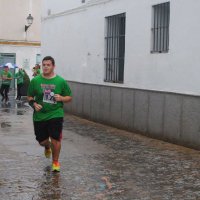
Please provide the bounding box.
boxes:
[33,171,62,200]
[0,108,11,113]
[16,110,25,115]
[1,122,11,128]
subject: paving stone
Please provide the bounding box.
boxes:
[0,98,200,199]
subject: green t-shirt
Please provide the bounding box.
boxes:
[36,69,41,76]
[27,75,72,121]
[15,70,24,84]
[1,71,12,85]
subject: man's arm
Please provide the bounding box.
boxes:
[54,94,72,103]
[27,96,34,102]
[14,73,19,79]
[27,96,43,111]
[7,73,12,80]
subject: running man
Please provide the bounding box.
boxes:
[27,56,72,172]
[0,65,13,104]
[15,67,24,101]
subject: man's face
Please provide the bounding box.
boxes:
[4,67,9,72]
[42,60,54,76]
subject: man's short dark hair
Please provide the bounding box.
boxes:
[42,56,55,66]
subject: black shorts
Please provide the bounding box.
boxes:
[33,117,63,143]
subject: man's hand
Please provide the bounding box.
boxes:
[54,94,72,103]
[34,103,43,112]
[54,94,63,102]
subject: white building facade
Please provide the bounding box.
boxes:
[42,0,200,149]
[0,0,42,81]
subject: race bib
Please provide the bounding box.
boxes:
[41,84,57,104]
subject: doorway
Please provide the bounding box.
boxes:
[0,53,16,89]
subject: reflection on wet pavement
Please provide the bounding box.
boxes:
[1,121,11,128]
[0,97,200,199]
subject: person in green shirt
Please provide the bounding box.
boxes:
[27,56,72,172]
[15,68,24,101]
[32,64,41,77]
[0,65,13,103]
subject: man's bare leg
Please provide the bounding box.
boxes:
[39,138,51,149]
[50,137,61,162]
[40,138,52,158]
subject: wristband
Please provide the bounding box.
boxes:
[29,100,36,109]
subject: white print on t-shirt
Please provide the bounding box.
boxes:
[41,84,57,104]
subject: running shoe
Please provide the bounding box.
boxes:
[52,161,60,172]
[44,147,52,158]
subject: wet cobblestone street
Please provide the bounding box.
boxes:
[1,98,200,200]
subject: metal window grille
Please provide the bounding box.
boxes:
[104,13,126,83]
[151,2,170,53]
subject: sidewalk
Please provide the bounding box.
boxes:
[0,98,200,200]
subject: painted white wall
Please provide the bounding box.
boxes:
[0,0,41,41]
[0,0,41,81]
[41,0,200,96]
[42,0,87,17]
[0,45,41,78]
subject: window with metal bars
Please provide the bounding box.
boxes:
[151,2,170,53]
[104,13,126,83]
